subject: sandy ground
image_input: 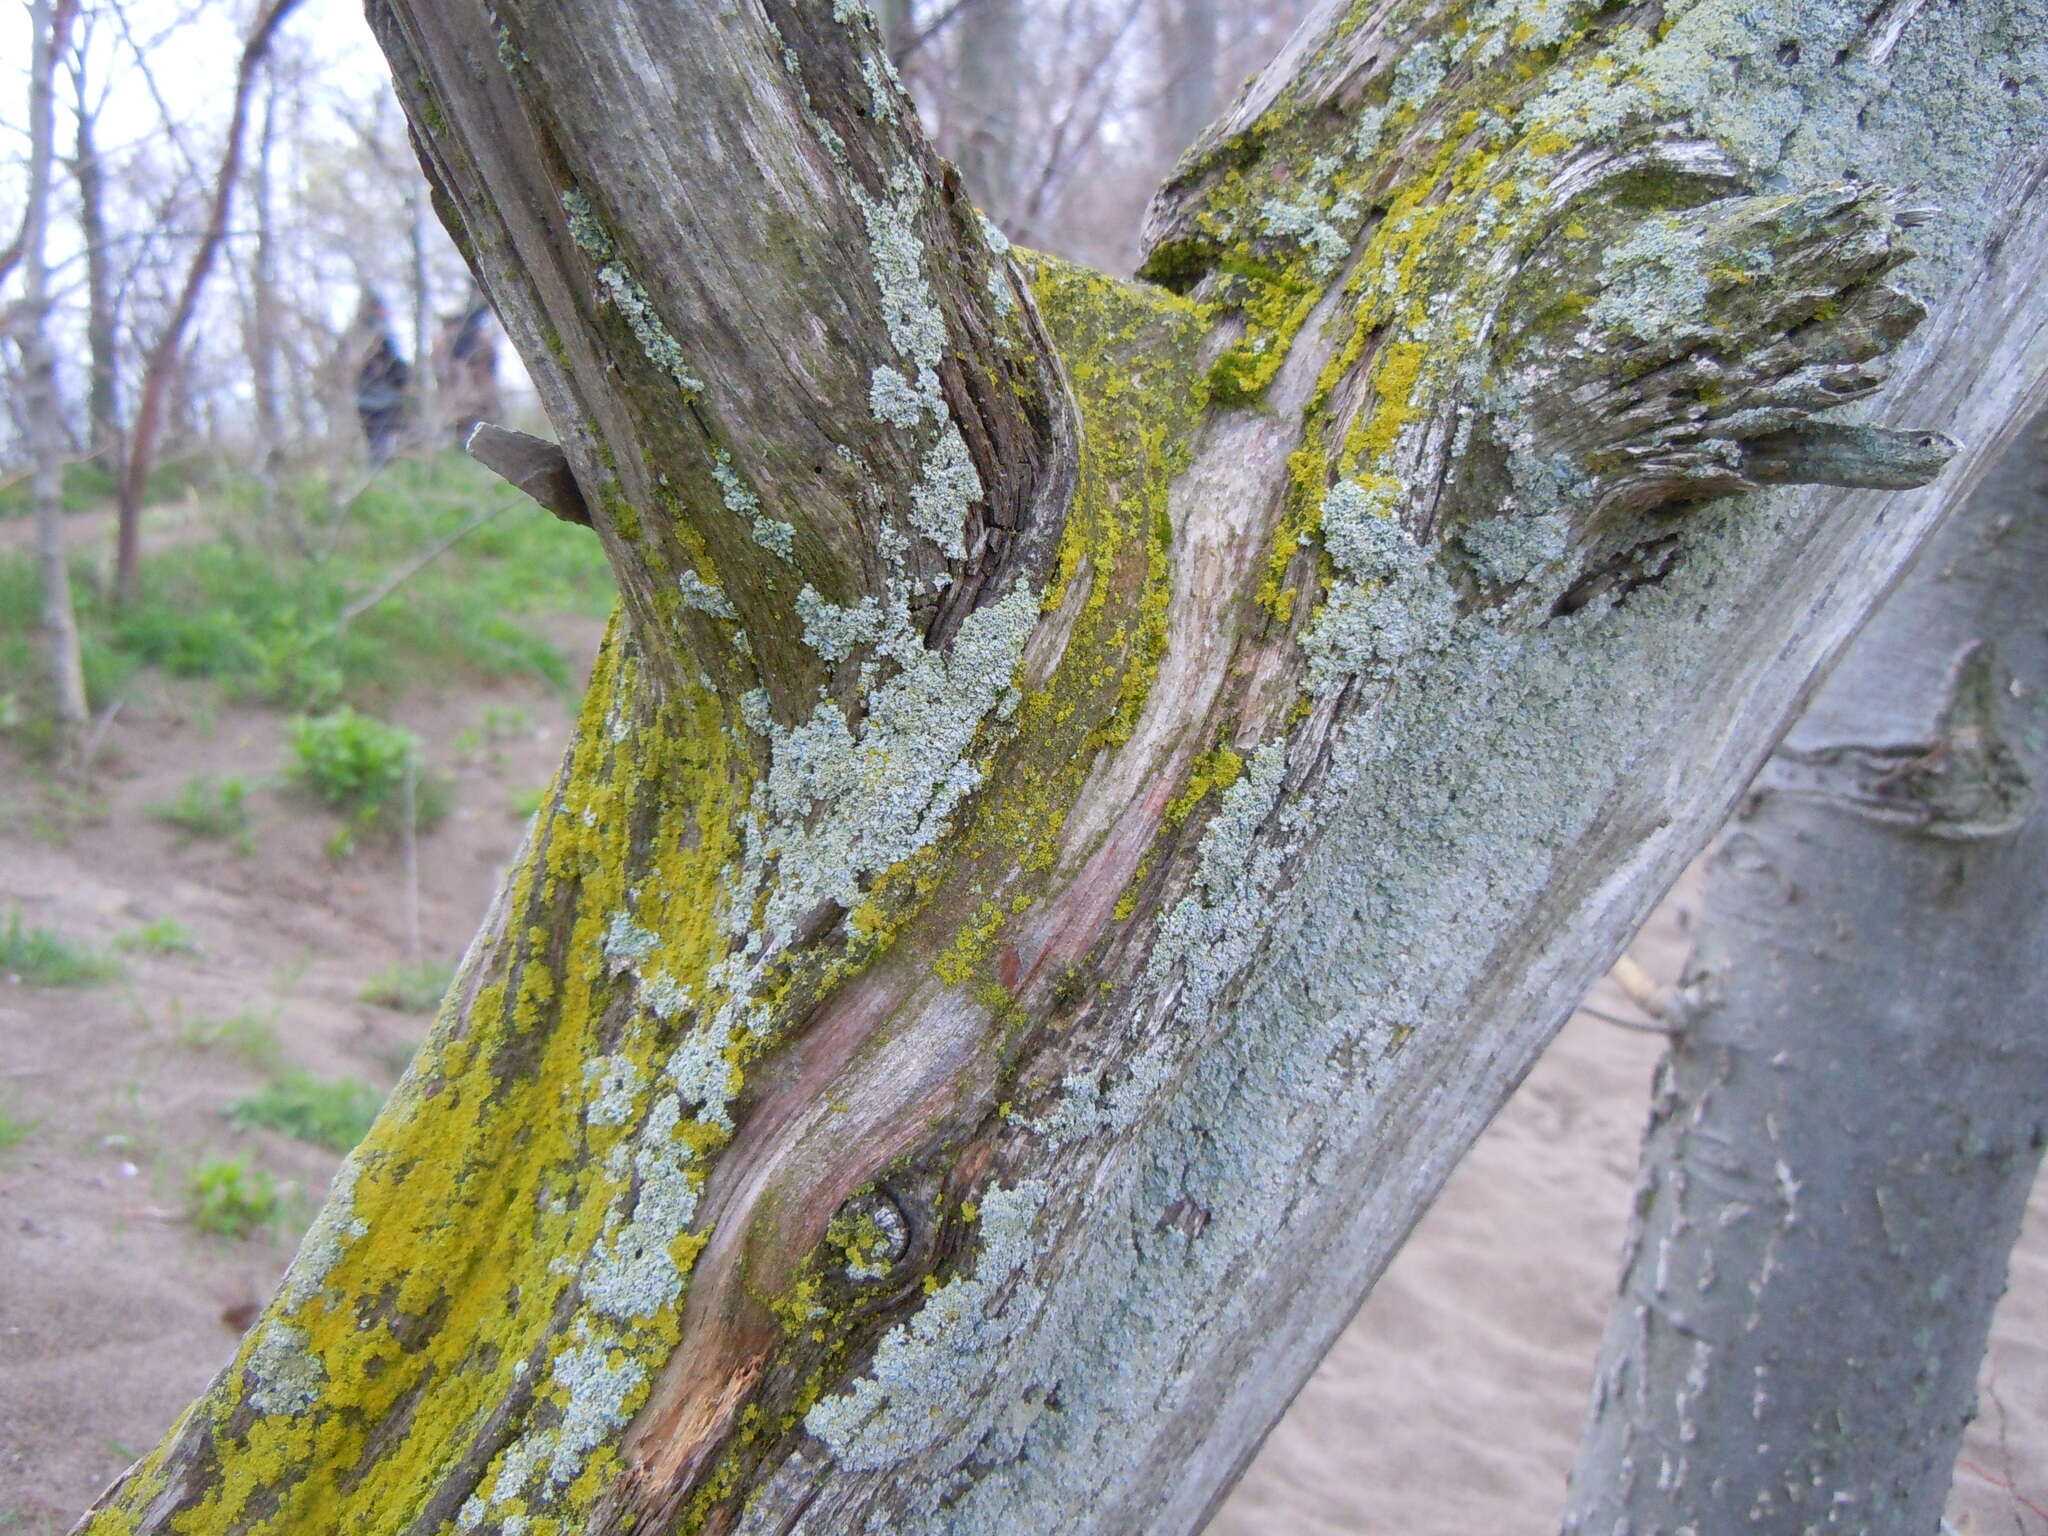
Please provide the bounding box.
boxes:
[1,657,2042,1534]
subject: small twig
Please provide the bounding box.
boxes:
[401,749,421,969]
[78,693,123,774]
[336,497,513,628]
[1579,1002,1682,1037]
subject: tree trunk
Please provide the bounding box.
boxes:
[1160,0,1219,163]
[69,43,122,472]
[112,0,302,606]
[76,2,2048,1532]
[1564,412,2048,1534]
[18,0,89,764]
[952,0,1025,225]
[247,75,286,479]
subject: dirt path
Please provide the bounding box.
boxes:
[0,643,597,1532]
[1,658,2040,1534]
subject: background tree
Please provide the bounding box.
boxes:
[113,0,302,605]
[69,2,2048,1534]
[1566,413,2048,1533]
[12,0,90,766]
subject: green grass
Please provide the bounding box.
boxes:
[286,708,422,814]
[228,1071,385,1152]
[115,916,201,956]
[0,451,611,722]
[286,708,452,853]
[359,959,455,1014]
[0,910,123,986]
[172,1007,284,1072]
[187,1155,281,1238]
[0,454,211,520]
[0,1105,34,1154]
[148,775,254,850]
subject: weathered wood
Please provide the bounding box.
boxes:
[75,1,2048,1533]
[1566,415,2048,1535]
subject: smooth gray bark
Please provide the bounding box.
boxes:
[1159,0,1218,162]
[1565,417,2048,1534]
[19,0,90,760]
[952,0,1024,225]
[69,44,121,470]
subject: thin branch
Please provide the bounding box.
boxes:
[335,497,514,628]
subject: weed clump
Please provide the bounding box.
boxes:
[148,775,254,852]
[0,911,123,986]
[359,960,454,1014]
[173,1007,284,1072]
[228,1071,384,1152]
[285,707,450,851]
[116,917,201,956]
[187,1155,281,1238]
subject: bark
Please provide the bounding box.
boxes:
[247,76,286,477]
[873,0,917,64]
[1564,415,2048,1533]
[69,45,121,471]
[16,0,90,762]
[1159,0,1219,162]
[76,2,2048,1533]
[112,0,303,606]
[951,0,1024,224]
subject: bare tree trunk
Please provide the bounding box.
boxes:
[75,2,2048,1532]
[68,37,121,473]
[1159,0,1218,162]
[247,75,286,480]
[874,0,916,64]
[952,0,1023,223]
[17,0,89,765]
[409,177,436,447]
[1564,414,2048,1534]
[112,0,303,606]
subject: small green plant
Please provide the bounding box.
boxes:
[286,707,449,846]
[0,1105,34,1154]
[147,775,253,851]
[359,959,455,1014]
[187,1155,281,1238]
[174,1007,284,1073]
[0,910,122,986]
[116,916,201,956]
[228,1071,384,1152]
[509,785,547,819]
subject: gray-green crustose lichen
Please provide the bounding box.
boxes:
[561,189,704,395]
[805,1180,1049,1469]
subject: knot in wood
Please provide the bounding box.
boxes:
[830,1188,912,1282]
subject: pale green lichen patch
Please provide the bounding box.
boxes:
[562,188,705,395]
[677,568,739,620]
[711,445,794,567]
[748,582,1040,946]
[909,424,980,560]
[796,586,887,662]
[244,1321,325,1417]
[805,1181,1048,1469]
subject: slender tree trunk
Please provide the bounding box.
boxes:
[18,0,89,764]
[1160,0,1218,162]
[1564,414,2048,1534]
[410,178,436,446]
[76,2,2048,1532]
[69,47,121,473]
[874,0,916,65]
[247,76,285,479]
[112,0,303,605]
[952,0,1023,223]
